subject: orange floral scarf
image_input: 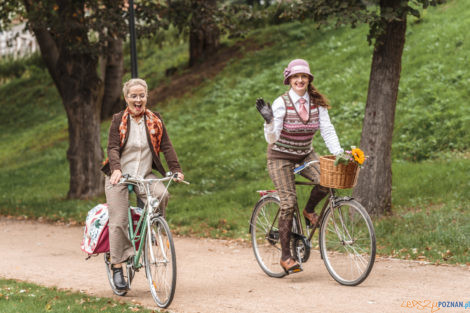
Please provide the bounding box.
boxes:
[119,108,163,154]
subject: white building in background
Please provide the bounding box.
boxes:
[0,23,38,58]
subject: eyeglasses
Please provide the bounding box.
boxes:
[128,93,146,100]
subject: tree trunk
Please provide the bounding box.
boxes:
[352,0,407,216]
[101,37,124,120]
[27,0,105,199]
[58,54,105,199]
[189,0,220,66]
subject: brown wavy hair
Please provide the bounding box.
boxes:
[308,83,330,109]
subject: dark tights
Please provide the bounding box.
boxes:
[279,185,329,261]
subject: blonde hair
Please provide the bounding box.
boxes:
[122,78,148,97]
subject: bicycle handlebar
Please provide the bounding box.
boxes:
[119,173,190,185]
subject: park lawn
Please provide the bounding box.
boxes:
[0,278,158,313]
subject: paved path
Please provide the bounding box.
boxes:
[1,217,469,313]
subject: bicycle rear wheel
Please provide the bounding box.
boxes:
[319,199,376,286]
[250,196,287,278]
[144,216,177,308]
[104,252,128,296]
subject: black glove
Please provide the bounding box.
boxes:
[255,98,274,124]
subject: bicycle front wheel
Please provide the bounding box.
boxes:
[250,196,287,278]
[144,216,177,308]
[319,199,376,286]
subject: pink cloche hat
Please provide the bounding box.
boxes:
[283,59,314,85]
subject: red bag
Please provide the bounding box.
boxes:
[93,224,110,254]
[81,205,142,256]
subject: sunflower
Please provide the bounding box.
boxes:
[351,148,365,165]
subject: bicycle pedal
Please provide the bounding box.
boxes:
[286,267,303,275]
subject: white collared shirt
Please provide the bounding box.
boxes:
[264,89,343,155]
[121,116,153,179]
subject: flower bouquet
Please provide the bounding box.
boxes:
[334,146,367,167]
[320,146,366,189]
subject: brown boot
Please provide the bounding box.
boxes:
[303,185,328,226]
[280,258,302,273]
[278,216,293,262]
[302,210,319,225]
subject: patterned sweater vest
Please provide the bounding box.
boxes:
[268,93,320,160]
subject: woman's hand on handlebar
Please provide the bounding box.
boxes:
[173,172,184,182]
[110,169,122,185]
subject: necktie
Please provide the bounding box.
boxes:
[298,98,308,122]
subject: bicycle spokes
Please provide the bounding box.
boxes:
[144,217,176,308]
[251,197,286,278]
[320,200,376,286]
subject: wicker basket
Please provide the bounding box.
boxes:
[319,155,359,189]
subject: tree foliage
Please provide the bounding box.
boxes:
[0,0,168,199]
[274,0,441,215]
[166,0,257,64]
[282,0,439,44]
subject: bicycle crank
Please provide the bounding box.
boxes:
[290,232,311,263]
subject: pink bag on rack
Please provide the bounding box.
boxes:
[81,204,142,256]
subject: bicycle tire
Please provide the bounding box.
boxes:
[144,216,177,308]
[250,196,287,278]
[319,199,376,286]
[104,252,128,296]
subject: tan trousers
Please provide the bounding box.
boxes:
[105,173,169,264]
[267,151,321,219]
[267,151,322,261]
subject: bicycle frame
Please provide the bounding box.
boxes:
[254,161,347,244]
[118,174,186,270]
[127,190,149,270]
[297,186,336,242]
[251,159,376,283]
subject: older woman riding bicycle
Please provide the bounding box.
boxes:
[101,78,184,290]
[256,59,343,273]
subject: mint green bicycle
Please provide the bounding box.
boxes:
[104,173,188,308]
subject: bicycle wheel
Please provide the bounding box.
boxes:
[104,252,128,296]
[250,196,286,278]
[144,216,177,308]
[319,199,376,286]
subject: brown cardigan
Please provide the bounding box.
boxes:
[101,110,182,177]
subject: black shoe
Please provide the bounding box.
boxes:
[112,266,128,290]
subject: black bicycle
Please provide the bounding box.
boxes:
[250,160,376,286]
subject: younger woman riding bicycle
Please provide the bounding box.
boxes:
[255,59,343,273]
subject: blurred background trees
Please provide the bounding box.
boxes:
[0,0,440,215]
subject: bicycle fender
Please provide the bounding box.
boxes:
[332,196,355,206]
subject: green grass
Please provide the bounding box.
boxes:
[0,0,469,265]
[0,279,158,313]
[376,156,470,264]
